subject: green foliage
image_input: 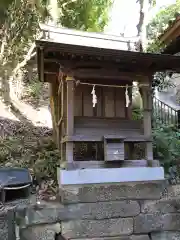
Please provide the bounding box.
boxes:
[146,2,180,90]
[58,0,113,32]
[146,0,180,54]
[0,0,113,185]
[132,107,143,120]
[0,0,41,68]
[27,79,43,98]
[147,1,180,41]
[0,0,113,76]
[152,72,175,91]
[0,135,60,181]
[153,124,180,172]
[131,106,180,174]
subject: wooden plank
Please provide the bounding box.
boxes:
[96,86,103,117]
[74,129,142,138]
[74,84,83,116]
[66,77,74,163]
[62,135,152,143]
[104,87,115,117]
[83,85,93,116]
[74,117,143,129]
[105,154,124,161]
[65,160,160,169]
[49,80,59,146]
[104,140,124,161]
[60,80,65,163]
[115,88,125,117]
[141,77,153,160]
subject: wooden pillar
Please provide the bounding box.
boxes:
[126,83,133,119]
[49,79,58,145]
[140,77,153,160]
[65,76,74,163]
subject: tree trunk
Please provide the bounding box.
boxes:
[136,0,149,51]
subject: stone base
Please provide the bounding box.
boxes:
[57,167,164,186]
[59,181,165,204]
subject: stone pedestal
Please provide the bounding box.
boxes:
[17,181,180,240]
[57,170,165,240]
[57,167,165,186]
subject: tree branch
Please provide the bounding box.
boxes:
[12,32,43,76]
[0,24,8,62]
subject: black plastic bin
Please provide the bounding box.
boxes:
[0,168,32,203]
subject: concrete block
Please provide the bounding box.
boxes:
[58,167,164,185]
[151,231,180,240]
[134,213,180,233]
[161,184,180,199]
[67,236,150,240]
[60,182,164,203]
[20,223,61,240]
[141,199,177,214]
[0,209,16,240]
[65,200,140,219]
[61,218,133,238]
[16,204,66,226]
[17,200,139,228]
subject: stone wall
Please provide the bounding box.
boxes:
[13,182,180,240]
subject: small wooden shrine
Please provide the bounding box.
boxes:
[36,24,180,184]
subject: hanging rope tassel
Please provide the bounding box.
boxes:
[91,85,97,107]
[125,84,130,108]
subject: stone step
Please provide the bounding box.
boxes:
[151,231,180,240]
[17,200,140,227]
[141,197,180,214]
[60,181,165,204]
[19,223,61,240]
[161,184,180,199]
[134,213,180,233]
[61,218,133,238]
[62,236,150,240]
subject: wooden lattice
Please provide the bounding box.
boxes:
[74,142,104,161]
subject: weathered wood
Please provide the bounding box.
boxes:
[57,74,64,149]
[141,76,153,160]
[62,135,152,143]
[66,76,75,163]
[49,78,59,145]
[74,117,143,128]
[67,117,149,144]
[40,47,44,82]
[115,88,126,117]
[73,84,128,118]
[126,83,133,119]
[44,58,150,76]
[83,85,93,116]
[65,160,160,170]
[74,85,83,116]
[104,139,125,161]
[43,60,151,78]
[96,86,102,117]
[104,87,115,117]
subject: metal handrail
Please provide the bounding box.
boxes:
[153,96,180,128]
[153,96,177,112]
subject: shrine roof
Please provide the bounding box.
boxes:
[38,23,138,51]
[159,15,180,45]
[36,23,180,77]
